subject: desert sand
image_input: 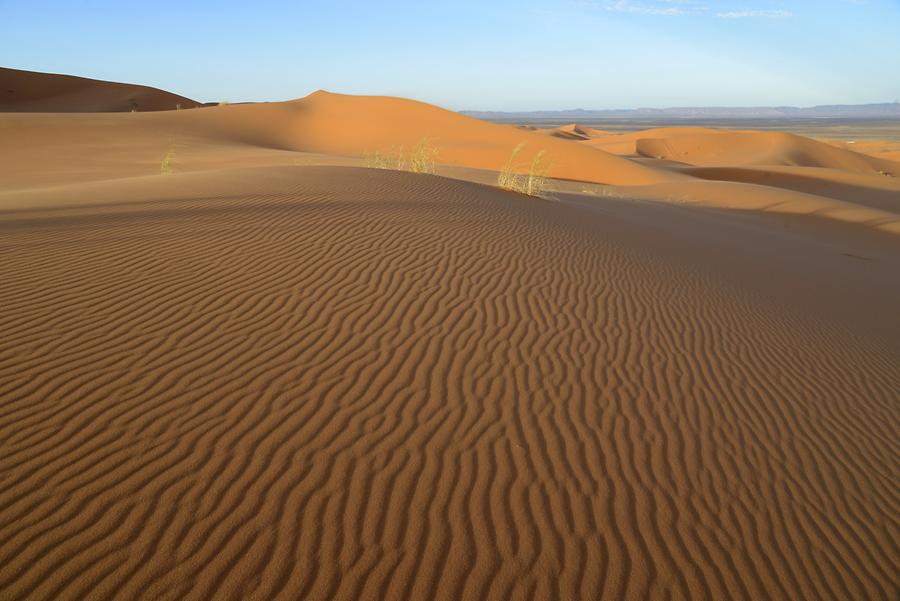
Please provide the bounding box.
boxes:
[0,67,201,113]
[828,139,900,163]
[1,70,899,601]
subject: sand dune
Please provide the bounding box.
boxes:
[1,69,899,601]
[258,91,680,184]
[0,89,682,186]
[635,130,897,174]
[829,139,900,163]
[0,66,200,112]
[7,110,897,238]
[1,95,897,237]
[577,127,721,156]
[2,165,898,601]
[538,123,610,141]
[593,178,900,235]
[679,165,900,214]
[565,127,900,224]
[582,127,900,173]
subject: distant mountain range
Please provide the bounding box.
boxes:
[462,103,900,120]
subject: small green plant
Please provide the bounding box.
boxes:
[175,103,183,110]
[160,146,175,175]
[498,142,552,198]
[219,100,230,106]
[879,170,893,177]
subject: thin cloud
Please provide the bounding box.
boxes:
[603,1,687,14]
[587,0,702,15]
[716,9,793,18]
[581,2,794,19]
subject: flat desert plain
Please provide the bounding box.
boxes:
[1,68,899,600]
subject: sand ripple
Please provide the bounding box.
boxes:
[1,167,897,600]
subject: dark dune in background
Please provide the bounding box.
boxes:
[0,67,201,112]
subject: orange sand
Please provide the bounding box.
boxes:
[1,70,899,601]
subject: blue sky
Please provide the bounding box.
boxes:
[1,0,898,110]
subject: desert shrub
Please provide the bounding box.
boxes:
[364,138,438,174]
[524,150,550,197]
[364,146,404,170]
[498,142,525,191]
[498,142,551,197]
[160,147,175,175]
[408,138,439,174]
[363,149,385,169]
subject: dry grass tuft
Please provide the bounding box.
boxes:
[409,138,439,174]
[364,138,439,174]
[498,143,552,197]
[498,142,525,191]
[364,146,404,170]
[160,147,175,175]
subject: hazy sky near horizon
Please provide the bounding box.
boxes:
[2,0,898,110]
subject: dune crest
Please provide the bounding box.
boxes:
[277,91,681,185]
[538,123,610,140]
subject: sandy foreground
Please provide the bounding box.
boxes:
[1,70,899,600]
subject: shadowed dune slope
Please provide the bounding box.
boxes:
[0,66,201,112]
[598,178,900,234]
[1,166,898,601]
[679,165,900,214]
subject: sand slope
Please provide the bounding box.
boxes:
[577,127,720,156]
[1,68,895,226]
[237,91,681,184]
[829,139,900,163]
[0,66,201,112]
[1,70,899,600]
[1,104,898,237]
[1,166,898,601]
[556,126,900,226]
[635,130,897,174]
[679,165,900,213]
[0,87,683,187]
[538,123,611,141]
